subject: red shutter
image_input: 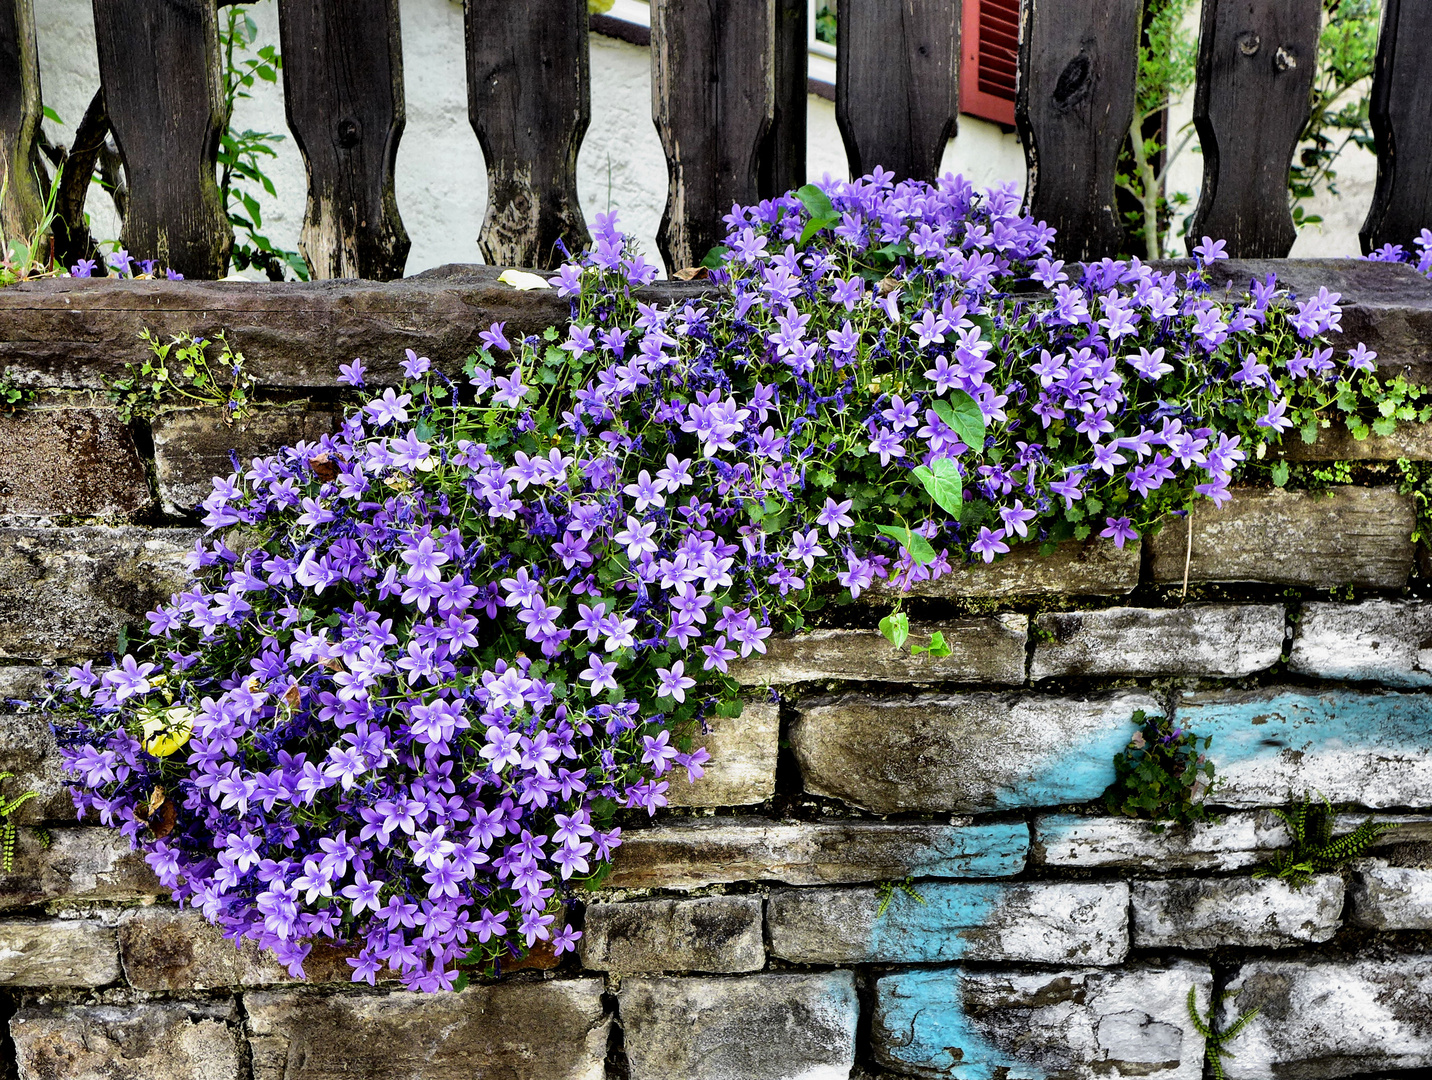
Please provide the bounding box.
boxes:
[960,0,1018,126]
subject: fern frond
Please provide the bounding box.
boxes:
[1221,1005,1261,1042]
[1186,986,1215,1039]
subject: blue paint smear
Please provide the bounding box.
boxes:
[867,884,1001,963]
[908,822,1030,878]
[876,969,1045,1079]
[994,723,1133,809]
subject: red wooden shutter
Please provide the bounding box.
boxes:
[960,0,1018,126]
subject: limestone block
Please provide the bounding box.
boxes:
[11,1001,241,1080]
[875,536,1141,600]
[1032,604,1284,679]
[619,972,858,1080]
[579,896,765,973]
[873,962,1213,1079]
[0,706,74,821]
[1289,600,1432,688]
[1176,687,1432,808]
[1220,957,1432,1079]
[0,919,119,986]
[0,526,197,659]
[1034,812,1292,872]
[1147,486,1414,588]
[790,688,1159,814]
[0,407,149,517]
[244,981,610,1080]
[732,616,1027,686]
[609,818,1029,889]
[667,700,778,807]
[1132,876,1344,948]
[0,827,162,911]
[1350,862,1432,930]
[767,881,1129,966]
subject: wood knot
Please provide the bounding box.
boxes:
[1052,53,1092,110]
[336,117,363,148]
[1236,31,1261,56]
[1274,45,1297,71]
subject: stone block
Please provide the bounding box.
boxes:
[579,896,764,973]
[0,827,163,911]
[1031,604,1284,679]
[767,881,1129,966]
[1221,957,1432,1079]
[1350,862,1432,930]
[609,818,1029,889]
[0,919,119,986]
[0,707,74,821]
[1034,812,1292,872]
[118,905,371,990]
[1147,486,1415,588]
[1176,687,1432,808]
[1289,600,1432,688]
[0,407,149,517]
[11,1001,241,1080]
[873,962,1212,1079]
[151,403,339,514]
[619,972,858,1080]
[790,688,1159,814]
[876,536,1140,600]
[1276,419,1432,462]
[245,981,610,1080]
[1132,876,1344,948]
[731,617,1027,686]
[0,527,197,659]
[668,700,778,807]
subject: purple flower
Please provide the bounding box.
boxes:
[1100,516,1139,548]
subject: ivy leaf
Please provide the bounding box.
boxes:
[700,245,729,269]
[1270,460,1290,487]
[910,457,964,518]
[879,611,909,650]
[798,213,841,248]
[714,699,744,719]
[932,389,987,451]
[875,523,937,565]
[414,417,435,441]
[1373,415,1397,437]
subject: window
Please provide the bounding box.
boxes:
[960,0,1018,126]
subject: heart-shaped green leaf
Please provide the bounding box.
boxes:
[879,611,909,650]
[910,457,964,518]
[876,523,937,566]
[795,183,836,221]
[932,389,987,452]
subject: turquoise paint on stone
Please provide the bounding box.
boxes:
[997,722,1133,809]
[908,822,1031,878]
[867,884,1002,963]
[875,969,1041,1080]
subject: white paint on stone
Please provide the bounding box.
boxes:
[1351,862,1432,930]
[1290,600,1432,688]
[1132,876,1344,949]
[1035,811,1293,871]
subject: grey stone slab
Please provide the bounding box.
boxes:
[0,919,119,986]
[1032,604,1284,679]
[152,403,340,514]
[0,827,163,911]
[1132,876,1344,949]
[0,707,73,821]
[608,818,1029,889]
[1289,600,1432,688]
[0,407,150,517]
[244,981,610,1080]
[1221,957,1432,1079]
[874,536,1141,600]
[11,1001,241,1080]
[619,972,858,1080]
[1034,811,1294,871]
[1350,862,1432,930]
[667,700,778,807]
[732,617,1028,686]
[767,881,1129,966]
[1147,486,1415,588]
[1276,420,1432,462]
[1175,687,1432,808]
[873,961,1212,1079]
[579,896,764,973]
[0,526,197,659]
[790,688,1159,814]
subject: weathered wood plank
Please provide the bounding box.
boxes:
[1186,0,1322,257]
[91,0,232,279]
[835,0,960,184]
[466,0,590,270]
[0,0,45,248]
[1360,0,1432,255]
[1017,0,1140,261]
[651,0,775,273]
[278,0,410,280]
[50,89,110,272]
[759,0,807,200]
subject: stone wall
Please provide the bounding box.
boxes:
[2,269,1432,1080]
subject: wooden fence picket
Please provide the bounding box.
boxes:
[1186,0,1322,257]
[92,0,232,279]
[279,0,410,280]
[0,0,44,250]
[760,0,808,202]
[1360,0,1432,256]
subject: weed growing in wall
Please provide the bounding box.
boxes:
[1104,710,1216,829]
[1256,792,1399,889]
[0,772,38,874]
[1187,986,1259,1080]
[106,330,257,424]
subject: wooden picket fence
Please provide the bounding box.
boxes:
[1,0,1430,282]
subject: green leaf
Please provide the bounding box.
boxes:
[910,457,964,518]
[714,699,744,719]
[925,630,952,658]
[1373,415,1397,437]
[876,523,937,565]
[932,389,987,451]
[798,213,841,248]
[879,611,909,650]
[700,245,729,269]
[1270,460,1290,487]
[414,417,435,441]
[794,183,836,221]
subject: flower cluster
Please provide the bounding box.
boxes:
[68,249,185,280]
[51,169,1385,992]
[1365,228,1432,280]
